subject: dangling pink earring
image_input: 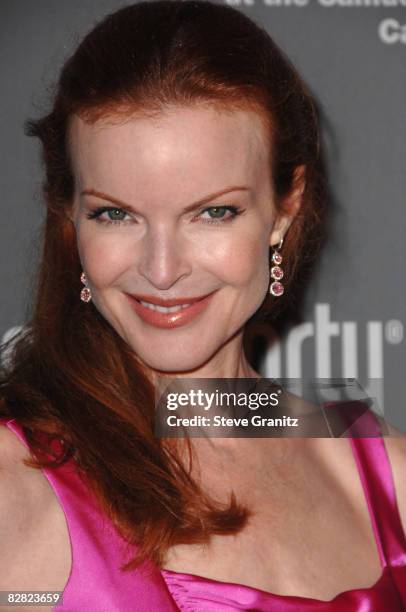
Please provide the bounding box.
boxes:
[80,271,92,303]
[269,238,284,297]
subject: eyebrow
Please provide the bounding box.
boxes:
[80,186,251,213]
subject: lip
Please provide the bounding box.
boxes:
[124,290,218,329]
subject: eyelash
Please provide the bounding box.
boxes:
[85,205,244,226]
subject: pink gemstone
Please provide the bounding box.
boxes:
[271,265,283,280]
[80,287,92,303]
[270,281,284,297]
[272,251,282,265]
[80,272,87,285]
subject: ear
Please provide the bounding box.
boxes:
[269,164,306,247]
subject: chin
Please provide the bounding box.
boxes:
[132,344,218,376]
[140,356,211,376]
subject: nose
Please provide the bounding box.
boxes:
[137,225,193,290]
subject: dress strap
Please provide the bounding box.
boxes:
[346,408,406,569]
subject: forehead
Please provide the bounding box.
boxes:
[68,105,271,203]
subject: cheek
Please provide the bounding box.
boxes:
[76,227,131,287]
[202,228,270,287]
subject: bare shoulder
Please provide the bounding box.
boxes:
[0,423,69,607]
[0,420,32,466]
[0,424,49,584]
[0,421,37,513]
[0,420,58,509]
[0,422,36,496]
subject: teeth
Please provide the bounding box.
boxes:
[139,300,192,313]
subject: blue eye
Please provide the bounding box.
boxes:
[105,209,128,222]
[198,205,242,224]
[85,207,132,225]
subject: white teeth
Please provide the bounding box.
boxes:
[139,300,191,313]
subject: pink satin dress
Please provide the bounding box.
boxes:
[2,412,406,611]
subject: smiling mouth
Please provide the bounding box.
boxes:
[125,290,217,329]
[136,300,193,313]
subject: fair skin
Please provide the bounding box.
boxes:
[1,105,406,609]
[67,105,300,378]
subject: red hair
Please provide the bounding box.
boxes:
[0,0,327,569]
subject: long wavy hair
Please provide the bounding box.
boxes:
[0,0,327,569]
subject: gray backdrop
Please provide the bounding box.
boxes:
[1,1,405,428]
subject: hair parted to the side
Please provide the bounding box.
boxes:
[0,0,327,569]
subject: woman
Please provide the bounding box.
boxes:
[1,1,405,610]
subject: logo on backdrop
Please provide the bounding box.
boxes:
[263,303,403,412]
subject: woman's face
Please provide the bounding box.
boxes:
[68,105,296,374]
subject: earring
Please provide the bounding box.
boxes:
[80,271,92,303]
[269,238,284,297]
